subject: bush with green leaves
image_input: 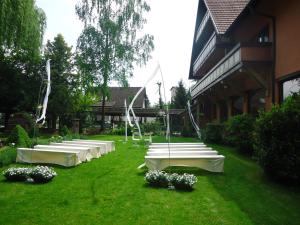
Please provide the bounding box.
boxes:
[202,123,225,144]
[225,114,255,155]
[254,92,300,184]
[141,121,163,135]
[49,135,63,143]
[109,125,132,136]
[30,166,57,183]
[0,147,17,167]
[145,170,169,187]
[59,125,71,137]
[6,125,32,147]
[3,167,31,181]
[181,126,196,138]
[169,173,197,190]
[8,112,37,137]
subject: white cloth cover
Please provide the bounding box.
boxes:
[50,143,101,158]
[148,147,213,151]
[64,141,108,154]
[147,151,218,156]
[17,148,81,167]
[150,142,204,145]
[145,155,225,172]
[34,145,93,162]
[72,139,115,151]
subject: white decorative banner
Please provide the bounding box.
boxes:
[36,59,51,125]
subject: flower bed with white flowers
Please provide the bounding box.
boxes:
[3,166,57,183]
[169,173,198,190]
[145,170,197,190]
[30,166,57,183]
[3,167,31,181]
[145,170,169,187]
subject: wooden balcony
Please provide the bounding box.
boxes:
[195,11,210,42]
[192,33,231,78]
[191,43,272,99]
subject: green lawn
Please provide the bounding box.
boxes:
[0,135,299,225]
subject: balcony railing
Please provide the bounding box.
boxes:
[191,45,241,98]
[193,33,216,75]
[191,43,272,98]
[195,11,210,42]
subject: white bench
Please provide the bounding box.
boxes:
[63,141,108,154]
[150,142,205,145]
[17,148,81,167]
[145,155,225,172]
[50,142,101,158]
[72,139,115,152]
[146,150,218,156]
[34,145,93,162]
[148,147,213,151]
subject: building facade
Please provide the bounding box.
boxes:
[189,0,300,125]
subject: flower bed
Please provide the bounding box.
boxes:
[145,170,197,191]
[3,167,31,181]
[145,170,169,187]
[30,166,57,183]
[3,166,57,183]
[169,173,198,190]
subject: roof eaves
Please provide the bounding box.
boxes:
[203,0,221,34]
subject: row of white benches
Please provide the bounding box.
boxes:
[144,143,225,172]
[16,140,115,167]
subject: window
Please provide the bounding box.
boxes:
[232,96,243,115]
[258,26,269,43]
[249,89,265,116]
[282,76,300,100]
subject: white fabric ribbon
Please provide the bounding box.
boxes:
[126,64,160,138]
[36,59,51,125]
[187,100,201,139]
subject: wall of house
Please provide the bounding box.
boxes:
[274,0,300,79]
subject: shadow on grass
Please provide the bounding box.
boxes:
[205,144,300,225]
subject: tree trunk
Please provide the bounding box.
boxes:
[51,114,57,131]
[4,112,11,130]
[100,94,106,131]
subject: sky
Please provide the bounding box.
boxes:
[35,0,198,105]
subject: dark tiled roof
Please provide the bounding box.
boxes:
[95,87,145,108]
[205,0,250,34]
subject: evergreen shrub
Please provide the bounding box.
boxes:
[225,114,255,155]
[6,125,32,147]
[202,123,225,144]
[254,92,300,184]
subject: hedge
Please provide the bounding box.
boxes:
[254,92,300,184]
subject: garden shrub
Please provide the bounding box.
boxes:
[145,170,169,188]
[181,126,196,138]
[49,135,63,143]
[225,114,255,155]
[59,125,71,137]
[7,112,36,137]
[3,167,31,181]
[0,147,17,167]
[6,125,32,147]
[109,126,132,136]
[202,123,225,144]
[169,173,197,190]
[254,92,300,184]
[30,166,57,183]
[141,121,163,135]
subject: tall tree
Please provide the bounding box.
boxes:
[0,0,46,127]
[44,34,77,129]
[171,80,189,109]
[0,0,46,61]
[75,0,154,130]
